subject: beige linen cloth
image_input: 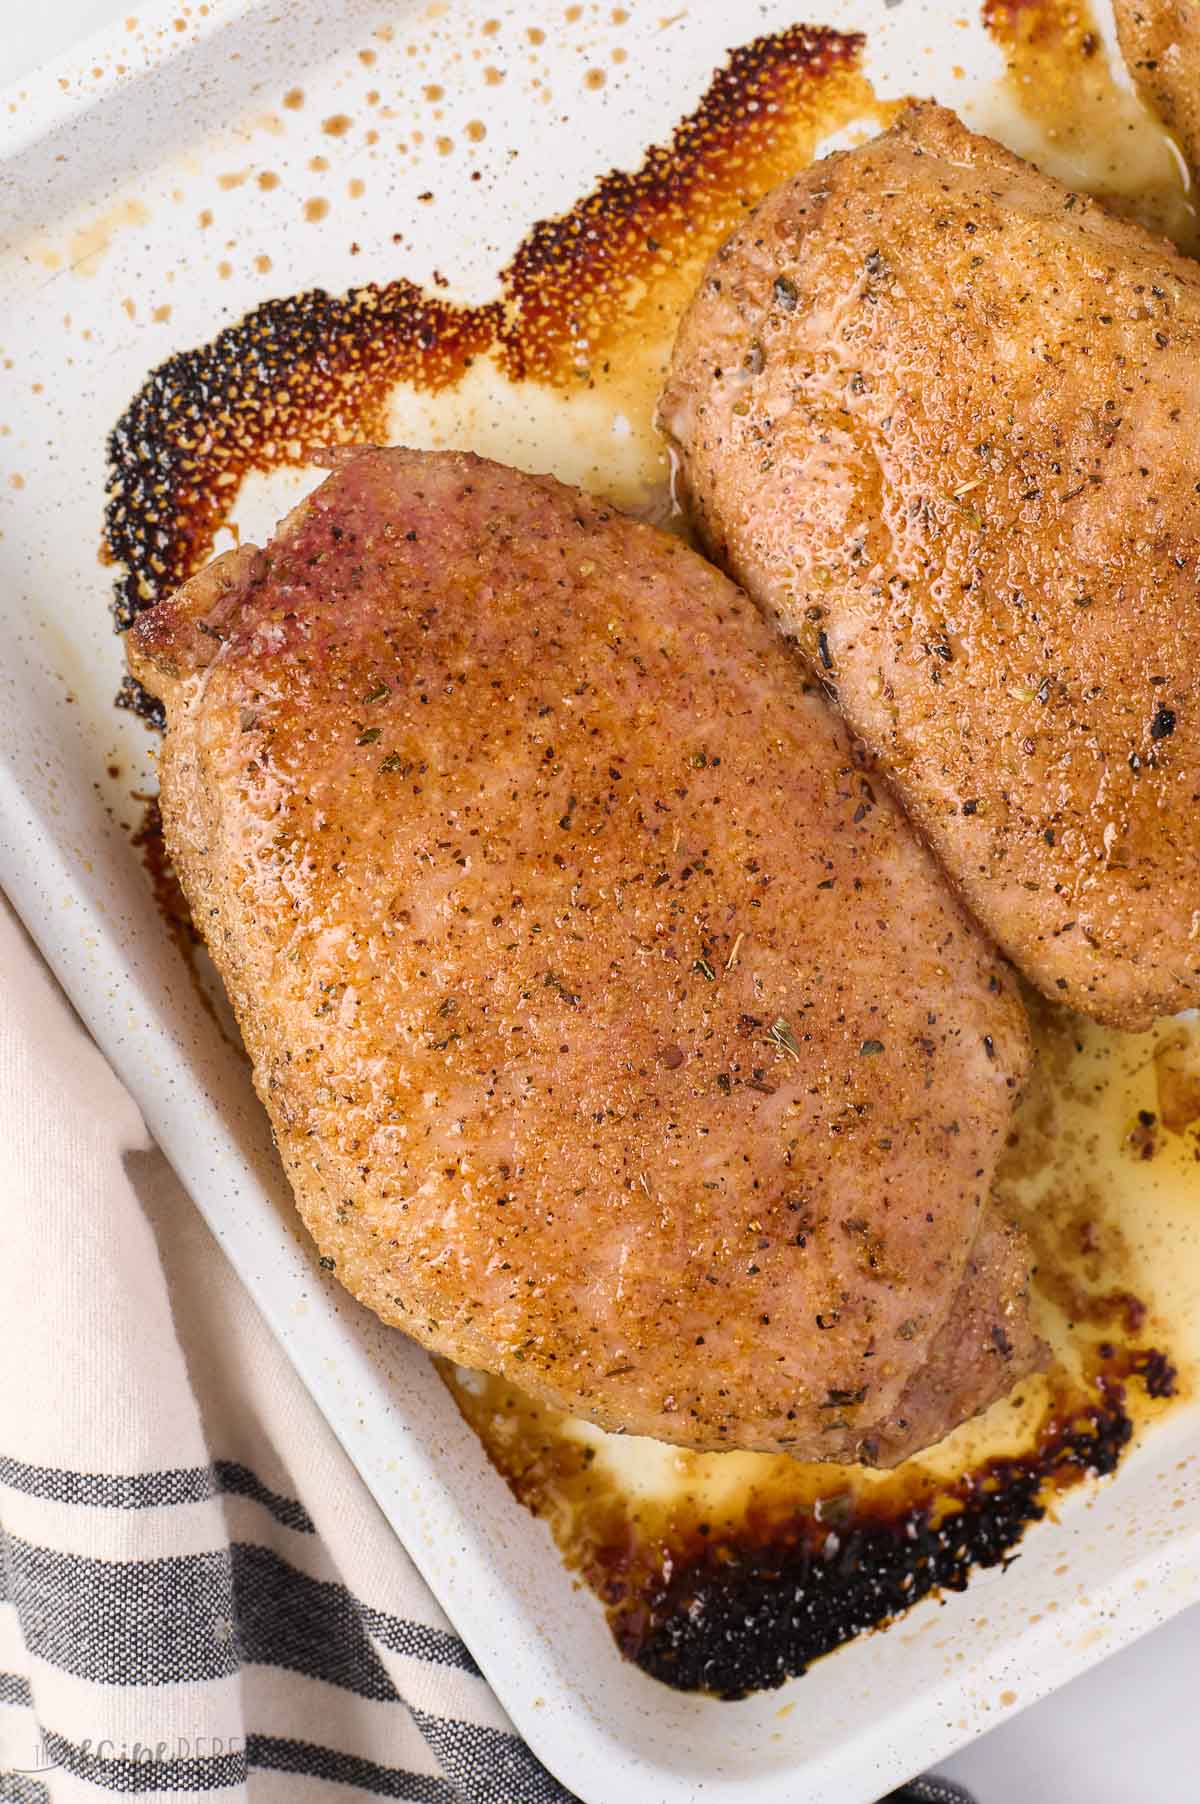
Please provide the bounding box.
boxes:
[0,894,573,1803]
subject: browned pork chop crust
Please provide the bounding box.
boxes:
[661,102,1200,1028]
[128,447,1038,1462]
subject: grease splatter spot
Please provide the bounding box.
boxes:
[66,197,151,277]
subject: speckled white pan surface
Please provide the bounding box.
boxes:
[1,2,1198,1799]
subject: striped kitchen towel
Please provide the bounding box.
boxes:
[0,894,974,1804]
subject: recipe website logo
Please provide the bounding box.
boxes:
[3,1731,245,1775]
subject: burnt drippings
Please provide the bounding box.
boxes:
[131,793,196,946]
[105,24,884,719]
[106,285,499,640]
[446,1342,1178,1699]
[623,1352,1170,1696]
[497,25,873,384]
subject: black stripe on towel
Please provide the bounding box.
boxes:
[358,1603,479,1675]
[410,1711,576,1804]
[0,1533,476,1700]
[247,1734,458,1802]
[0,1457,216,1512]
[0,1537,240,1687]
[33,1730,465,1799]
[0,1671,33,1707]
[0,1454,313,1532]
[213,1461,315,1534]
[39,1729,247,1793]
[232,1544,397,1700]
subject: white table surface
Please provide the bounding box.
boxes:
[4,5,1197,1800]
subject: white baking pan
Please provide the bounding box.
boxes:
[1,2,1197,1798]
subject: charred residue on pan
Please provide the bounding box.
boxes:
[449,1348,1173,1698]
[131,790,196,952]
[106,285,499,691]
[103,16,1194,1697]
[625,1353,1175,1696]
[105,23,887,722]
[495,26,886,387]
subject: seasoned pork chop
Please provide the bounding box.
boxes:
[1114,0,1200,177]
[128,447,1038,1463]
[660,103,1200,1028]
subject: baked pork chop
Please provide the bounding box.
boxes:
[660,102,1200,1029]
[127,447,1038,1464]
[1114,0,1200,178]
